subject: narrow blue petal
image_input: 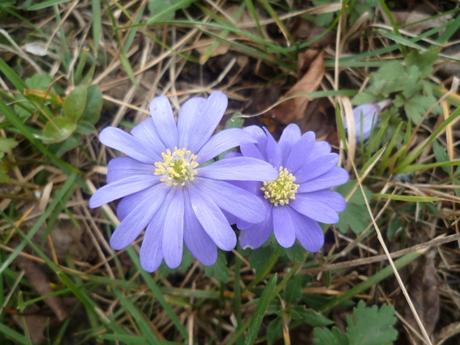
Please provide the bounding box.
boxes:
[183,91,228,152]
[189,185,236,251]
[289,209,324,252]
[107,157,154,184]
[290,194,339,224]
[295,153,339,183]
[183,192,218,266]
[198,157,277,181]
[308,141,331,161]
[298,167,349,193]
[131,118,165,159]
[99,127,157,163]
[178,96,206,148]
[109,184,168,250]
[149,95,178,148]
[197,128,256,163]
[240,125,267,160]
[273,206,296,248]
[285,131,315,173]
[298,190,346,212]
[89,175,159,208]
[140,193,173,272]
[162,189,184,269]
[239,208,273,250]
[263,128,282,167]
[195,178,266,224]
[279,124,301,165]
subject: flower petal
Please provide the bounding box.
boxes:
[298,167,349,193]
[131,118,165,159]
[239,209,273,250]
[178,96,206,148]
[197,128,256,163]
[117,189,147,220]
[99,127,157,163]
[140,201,169,272]
[273,206,296,248]
[308,141,331,161]
[279,124,301,165]
[299,190,346,212]
[263,128,282,167]
[195,178,266,224]
[295,153,339,184]
[162,189,184,269]
[107,157,154,184]
[109,184,168,250]
[290,194,340,224]
[184,91,228,152]
[240,125,266,160]
[289,209,324,252]
[149,95,178,148]
[89,175,159,208]
[183,192,218,266]
[189,185,236,251]
[285,131,315,173]
[198,157,277,181]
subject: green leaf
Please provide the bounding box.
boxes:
[147,0,193,23]
[25,73,53,90]
[346,301,398,345]
[291,307,334,327]
[336,181,372,234]
[0,137,18,155]
[82,85,103,124]
[314,327,348,345]
[225,112,244,129]
[63,85,88,121]
[41,117,77,144]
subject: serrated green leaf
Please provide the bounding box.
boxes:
[63,85,87,121]
[336,181,372,234]
[346,301,398,345]
[314,327,348,345]
[404,94,435,124]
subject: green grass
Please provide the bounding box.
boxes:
[0,1,459,344]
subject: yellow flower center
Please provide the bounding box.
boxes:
[154,148,198,186]
[261,167,299,206]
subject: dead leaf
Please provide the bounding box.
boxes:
[17,258,67,322]
[268,50,325,124]
[402,250,440,343]
[13,314,49,345]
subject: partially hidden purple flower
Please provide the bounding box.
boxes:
[89,91,277,272]
[235,124,349,252]
[348,100,392,142]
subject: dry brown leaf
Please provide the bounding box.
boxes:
[13,314,49,345]
[268,50,325,124]
[402,250,440,343]
[17,258,67,322]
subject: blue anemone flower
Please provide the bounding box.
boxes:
[89,91,277,272]
[235,124,349,252]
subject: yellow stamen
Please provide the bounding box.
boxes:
[154,148,198,186]
[261,167,298,206]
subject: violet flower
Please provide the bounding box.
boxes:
[349,100,391,141]
[235,125,349,252]
[89,92,277,272]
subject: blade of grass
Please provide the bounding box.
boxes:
[91,0,102,55]
[0,322,32,345]
[320,250,425,313]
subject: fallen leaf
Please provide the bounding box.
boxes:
[13,314,49,345]
[17,258,67,322]
[401,250,440,343]
[268,50,325,124]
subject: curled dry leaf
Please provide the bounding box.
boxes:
[17,258,67,322]
[268,50,325,124]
